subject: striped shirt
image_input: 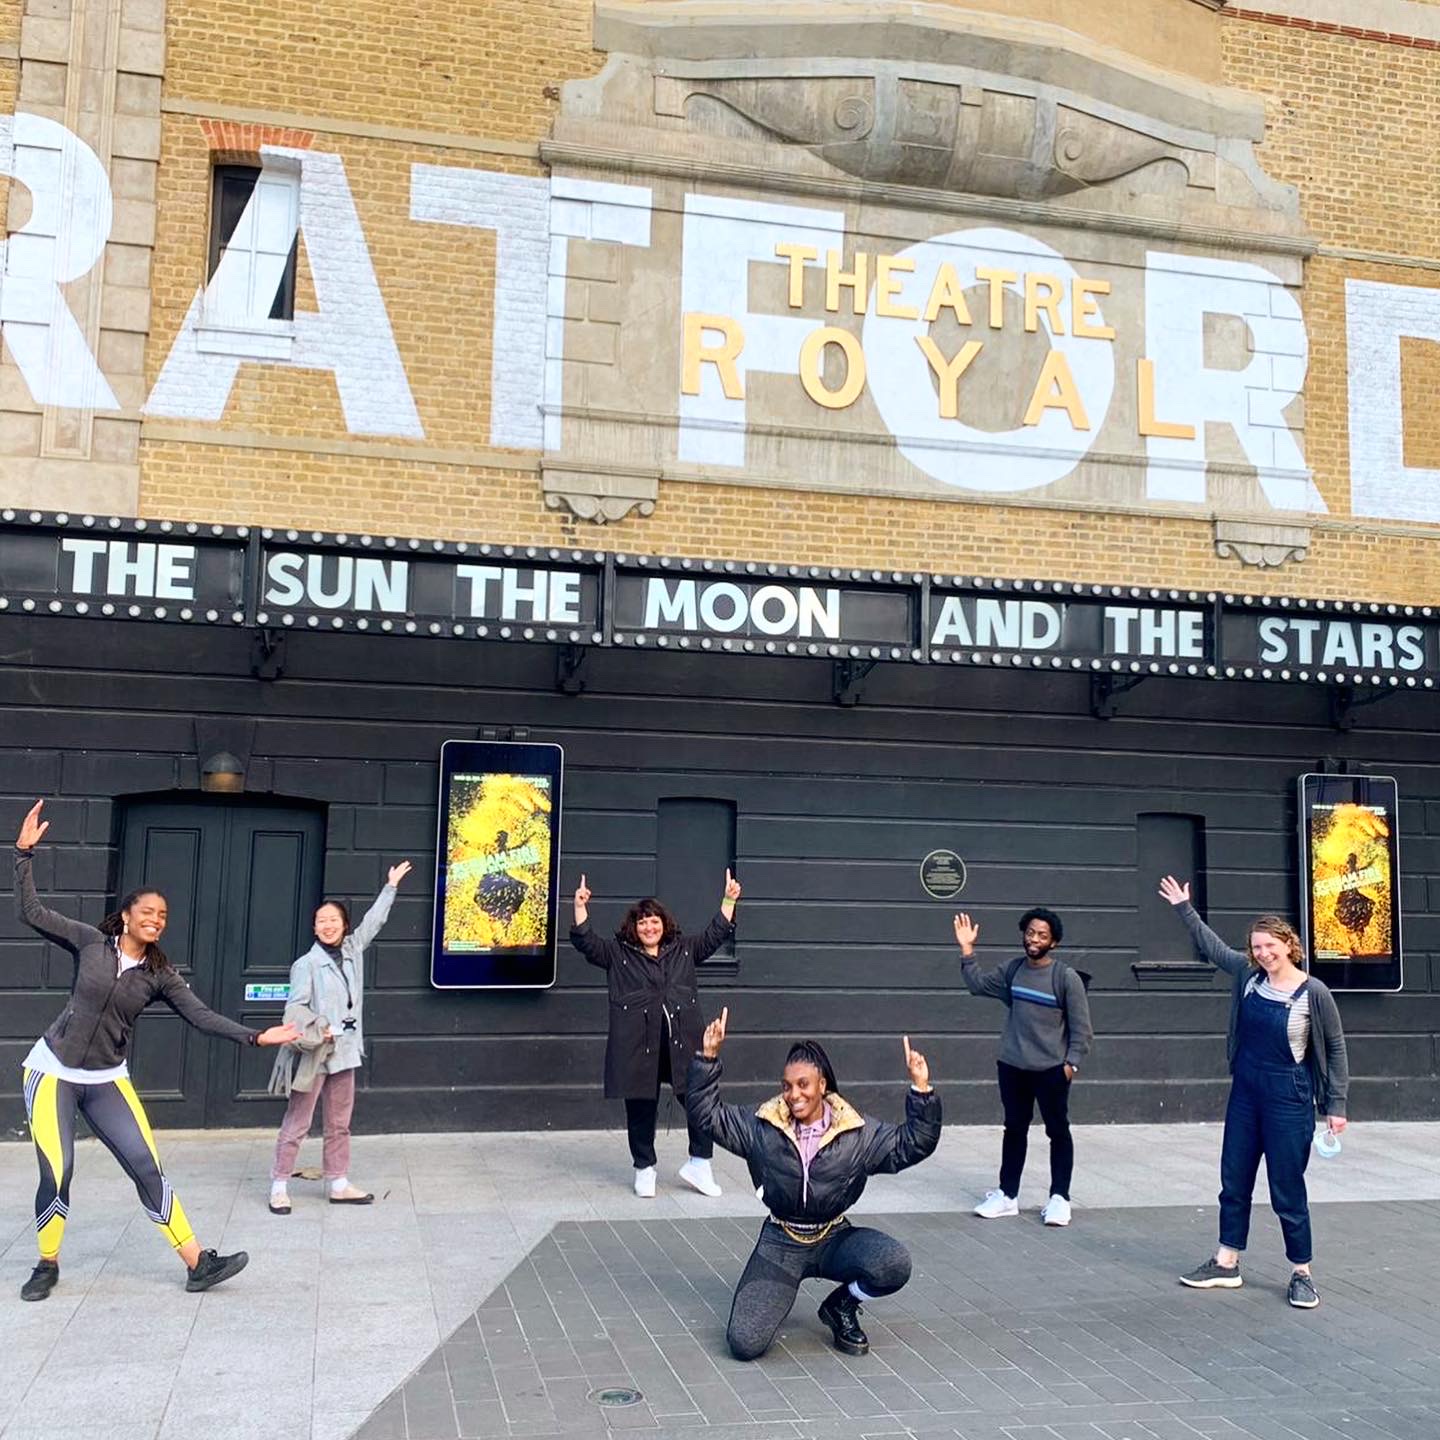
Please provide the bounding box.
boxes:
[1247,974,1312,1063]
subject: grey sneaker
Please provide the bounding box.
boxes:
[1288,1271,1319,1308]
[1179,1257,1242,1289]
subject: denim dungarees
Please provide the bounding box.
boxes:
[1218,978,1315,1265]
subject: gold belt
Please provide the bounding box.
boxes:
[769,1214,847,1245]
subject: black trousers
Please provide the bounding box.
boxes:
[997,1060,1073,1201]
[624,1034,712,1168]
[727,1220,911,1360]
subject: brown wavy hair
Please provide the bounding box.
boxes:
[1247,915,1304,968]
[617,897,680,947]
[99,890,172,975]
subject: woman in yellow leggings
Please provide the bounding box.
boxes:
[14,801,298,1301]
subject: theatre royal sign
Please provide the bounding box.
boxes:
[4,2,1439,526]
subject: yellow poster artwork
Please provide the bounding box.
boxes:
[1308,801,1393,961]
[442,772,553,952]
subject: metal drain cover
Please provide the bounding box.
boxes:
[589,1387,644,1408]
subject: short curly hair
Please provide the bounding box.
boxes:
[1018,906,1063,945]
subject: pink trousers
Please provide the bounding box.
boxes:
[271,1067,356,1181]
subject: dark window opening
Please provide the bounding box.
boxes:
[208,165,299,322]
[656,798,738,977]
[1135,812,1209,976]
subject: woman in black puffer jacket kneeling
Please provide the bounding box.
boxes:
[686,1008,941,1360]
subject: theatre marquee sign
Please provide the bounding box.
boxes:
[2,510,1437,692]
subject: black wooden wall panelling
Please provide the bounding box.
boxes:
[1,612,1438,1135]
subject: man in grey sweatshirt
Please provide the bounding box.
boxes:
[954,907,1093,1226]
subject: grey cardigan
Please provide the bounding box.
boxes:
[1175,901,1349,1118]
[286,884,396,1075]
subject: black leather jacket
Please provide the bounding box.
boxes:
[686,1053,941,1223]
[16,850,257,1069]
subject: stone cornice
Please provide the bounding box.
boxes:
[539,139,1318,258]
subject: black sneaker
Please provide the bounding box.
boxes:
[1288,1271,1319,1309]
[20,1260,59,1302]
[1179,1257,1243,1289]
[185,1249,249,1293]
[817,1283,869,1356]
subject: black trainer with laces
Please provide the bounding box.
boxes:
[1288,1271,1319,1308]
[20,1260,59,1302]
[1179,1257,1243,1289]
[184,1248,249,1293]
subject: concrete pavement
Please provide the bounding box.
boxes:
[2,1119,1439,1440]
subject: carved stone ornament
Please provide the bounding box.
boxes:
[541,459,658,525]
[573,1,1302,225]
[1214,519,1311,569]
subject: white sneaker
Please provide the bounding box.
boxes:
[1041,1194,1072,1227]
[974,1189,1019,1219]
[677,1157,723,1197]
[633,1166,657,1198]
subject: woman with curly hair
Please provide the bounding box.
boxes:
[571,871,739,1197]
[12,801,298,1302]
[1159,875,1349,1309]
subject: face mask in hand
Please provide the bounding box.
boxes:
[1313,1126,1342,1159]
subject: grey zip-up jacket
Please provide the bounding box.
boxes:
[15,848,257,1067]
[286,884,396,1074]
[1174,901,1349,1118]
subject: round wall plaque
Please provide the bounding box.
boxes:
[920,849,967,900]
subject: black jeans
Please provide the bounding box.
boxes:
[726,1220,911,1360]
[624,1034,712,1168]
[997,1060,1073,1200]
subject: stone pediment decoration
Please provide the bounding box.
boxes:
[539,1,1311,524]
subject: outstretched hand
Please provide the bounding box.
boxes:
[256,1023,301,1047]
[16,801,49,851]
[388,860,413,887]
[723,869,741,902]
[952,912,979,954]
[903,1035,931,1091]
[1158,875,1191,906]
[702,1006,729,1059]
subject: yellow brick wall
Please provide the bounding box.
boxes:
[163,0,602,139]
[136,4,1440,607]
[0,0,17,224]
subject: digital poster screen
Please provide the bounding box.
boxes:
[1298,772,1402,992]
[430,741,563,989]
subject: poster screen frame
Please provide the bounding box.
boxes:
[430,740,563,990]
[1297,771,1402,993]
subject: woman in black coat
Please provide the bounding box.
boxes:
[687,1009,941,1360]
[570,870,739,1198]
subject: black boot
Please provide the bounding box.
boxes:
[817,1283,869,1356]
[20,1259,59,1302]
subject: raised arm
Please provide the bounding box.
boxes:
[156,969,296,1046]
[953,914,1010,998]
[861,1036,942,1175]
[684,1008,757,1159]
[14,803,101,953]
[350,862,409,951]
[1158,876,1251,978]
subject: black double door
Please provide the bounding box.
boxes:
[118,798,324,1127]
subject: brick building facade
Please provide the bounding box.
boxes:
[2,0,1439,1132]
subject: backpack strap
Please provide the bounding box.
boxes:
[1001,955,1026,1006]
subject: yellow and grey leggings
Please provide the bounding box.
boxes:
[22,1068,195,1259]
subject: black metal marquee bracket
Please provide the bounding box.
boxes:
[1090,672,1147,719]
[832,657,879,706]
[1329,684,1399,731]
[556,643,587,695]
[250,627,286,681]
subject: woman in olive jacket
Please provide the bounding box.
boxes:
[570,870,738,1198]
[686,1009,941,1360]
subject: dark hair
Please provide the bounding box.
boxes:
[100,890,172,975]
[617,897,680,947]
[1019,906,1064,945]
[315,898,352,938]
[784,1039,838,1095]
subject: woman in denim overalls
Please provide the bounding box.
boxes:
[1160,876,1350,1309]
